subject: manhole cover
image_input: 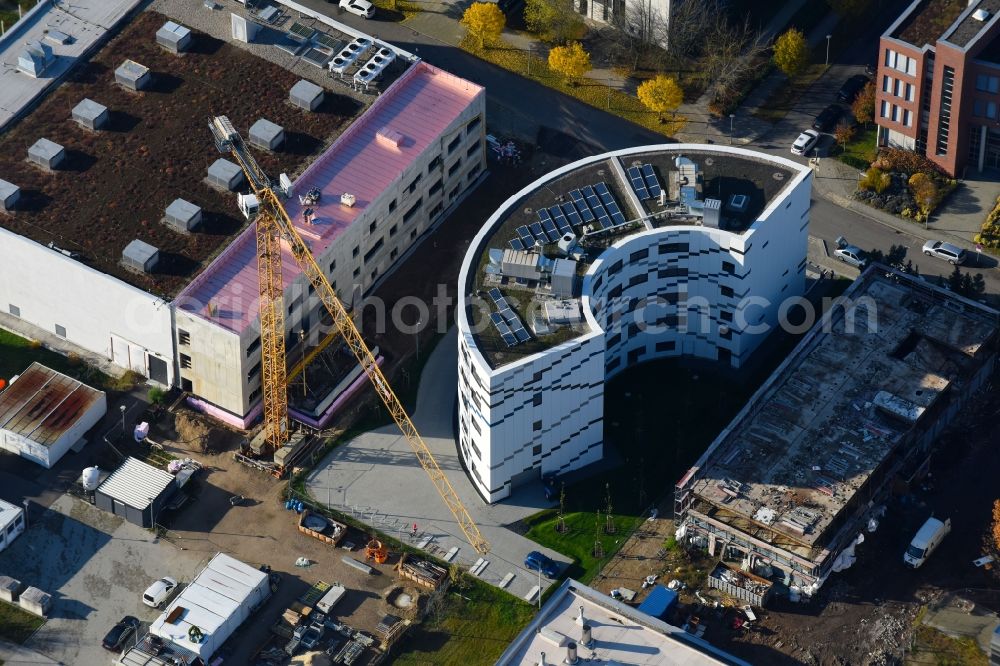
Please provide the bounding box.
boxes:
[524,207,533,214]
[597,169,605,176]
[631,160,642,166]
[773,172,785,181]
[703,157,714,166]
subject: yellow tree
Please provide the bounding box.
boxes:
[992,500,1000,553]
[908,172,938,216]
[773,28,808,77]
[548,41,591,86]
[637,75,683,124]
[461,2,506,50]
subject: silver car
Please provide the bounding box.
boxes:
[833,240,868,269]
[922,240,966,265]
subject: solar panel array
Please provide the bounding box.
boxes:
[508,181,626,249]
[626,164,662,201]
[488,288,530,347]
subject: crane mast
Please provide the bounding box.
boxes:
[209,116,489,555]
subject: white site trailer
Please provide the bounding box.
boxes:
[149,553,270,661]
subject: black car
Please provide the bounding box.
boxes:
[837,75,869,103]
[102,615,141,652]
[812,104,842,132]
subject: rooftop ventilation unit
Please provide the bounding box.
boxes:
[341,193,356,207]
[156,21,192,53]
[115,59,151,92]
[376,127,404,148]
[289,80,325,112]
[122,239,159,273]
[17,41,54,78]
[72,98,109,130]
[0,179,20,212]
[973,8,990,20]
[28,138,64,170]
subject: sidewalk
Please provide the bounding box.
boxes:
[0,639,61,666]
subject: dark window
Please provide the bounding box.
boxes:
[178,329,190,346]
[628,274,648,288]
[720,285,734,297]
[472,418,481,434]
[532,393,543,407]
[55,324,66,338]
[627,322,639,337]
[533,370,543,382]
[408,174,422,193]
[655,340,676,352]
[328,259,336,274]
[370,269,378,281]
[593,276,603,291]
[533,420,542,431]
[180,353,192,369]
[390,224,398,237]
[720,310,733,323]
[181,377,193,392]
[466,140,481,156]
[608,284,623,299]
[353,267,360,278]
[246,337,261,357]
[607,357,621,372]
[429,179,443,195]
[363,238,384,263]
[630,248,649,262]
[608,259,623,276]
[449,185,460,200]
[468,163,481,179]
[722,261,735,274]
[447,134,462,153]
[466,115,482,133]
[532,444,542,456]
[352,246,359,258]
[448,160,462,176]
[390,248,398,260]
[664,292,680,304]
[429,155,443,171]
[369,220,377,234]
[247,362,261,381]
[389,199,397,213]
[404,199,422,223]
[607,332,622,347]
[627,348,643,364]
[659,242,689,254]
[410,229,417,240]
[8,304,19,317]
[658,267,689,279]
[429,202,443,219]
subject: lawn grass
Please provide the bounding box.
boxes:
[0,600,44,645]
[523,359,760,583]
[393,576,536,665]
[910,615,988,666]
[834,123,878,168]
[460,37,683,137]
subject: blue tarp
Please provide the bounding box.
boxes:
[636,586,678,620]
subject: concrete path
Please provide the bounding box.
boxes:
[306,327,568,601]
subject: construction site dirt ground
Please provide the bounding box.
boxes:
[588,373,1000,666]
[0,10,358,297]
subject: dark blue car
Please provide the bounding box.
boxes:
[525,550,559,578]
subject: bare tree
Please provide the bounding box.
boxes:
[608,0,670,73]
[701,15,771,99]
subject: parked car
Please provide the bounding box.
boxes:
[339,0,375,18]
[542,472,559,501]
[833,236,868,269]
[790,129,821,156]
[524,550,560,578]
[837,74,869,102]
[812,104,842,132]
[922,240,967,265]
[903,517,951,568]
[142,577,178,608]
[102,615,141,651]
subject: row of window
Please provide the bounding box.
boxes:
[8,304,67,339]
[973,99,998,119]
[975,74,999,94]
[880,100,913,127]
[884,49,916,76]
[882,75,915,102]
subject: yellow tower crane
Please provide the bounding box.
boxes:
[209,116,490,555]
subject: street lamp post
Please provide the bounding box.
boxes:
[415,319,422,361]
[729,114,735,145]
[22,499,29,529]
[826,35,832,67]
[119,404,126,441]
[148,497,156,531]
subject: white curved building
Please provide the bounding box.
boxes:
[457,145,813,502]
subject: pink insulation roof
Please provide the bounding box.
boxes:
[176,62,483,334]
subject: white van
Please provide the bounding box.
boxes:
[903,517,951,568]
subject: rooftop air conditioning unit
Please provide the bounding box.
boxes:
[973,8,989,20]
[341,193,356,207]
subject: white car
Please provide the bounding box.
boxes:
[339,0,375,18]
[922,240,967,265]
[142,577,178,608]
[790,129,821,156]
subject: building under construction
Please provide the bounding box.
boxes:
[674,267,999,594]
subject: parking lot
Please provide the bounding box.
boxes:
[0,494,206,665]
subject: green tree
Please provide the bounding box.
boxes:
[852,81,876,125]
[461,2,506,49]
[637,75,683,124]
[773,28,808,77]
[548,41,591,85]
[524,0,584,44]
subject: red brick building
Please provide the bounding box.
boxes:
[877,0,1000,176]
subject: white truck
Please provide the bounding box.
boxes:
[903,517,951,568]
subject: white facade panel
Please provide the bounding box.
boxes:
[0,228,175,385]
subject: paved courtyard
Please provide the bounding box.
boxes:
[0,494,207,665]
[307,327,568,602]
